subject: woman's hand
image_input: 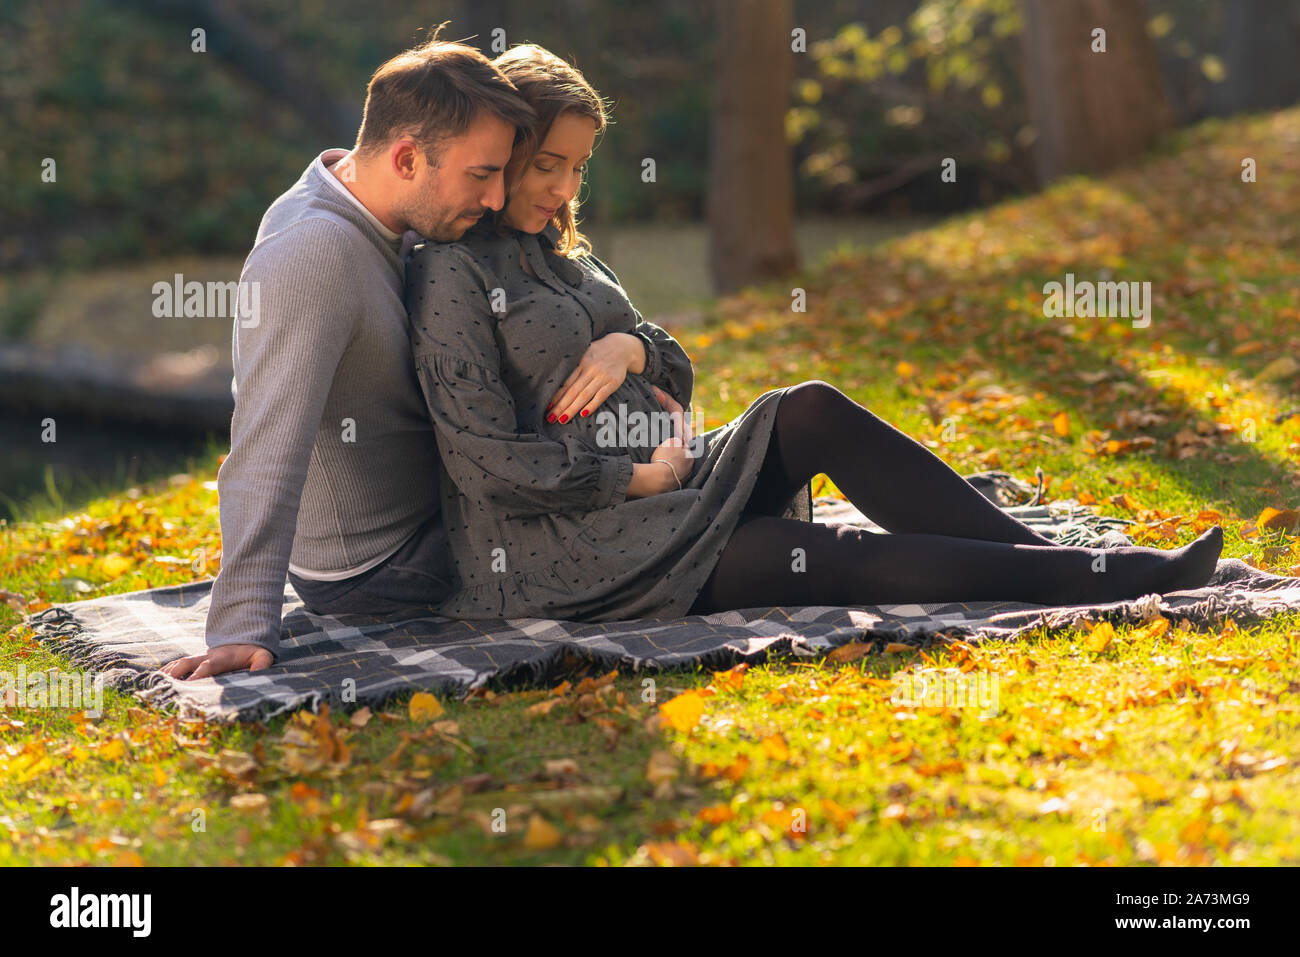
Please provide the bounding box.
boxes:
[546,332,642,423]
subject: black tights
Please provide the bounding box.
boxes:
[687,381,1221,614]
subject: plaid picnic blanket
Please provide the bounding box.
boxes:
[24,471,1300,724]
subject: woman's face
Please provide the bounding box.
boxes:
[501,111,597,234]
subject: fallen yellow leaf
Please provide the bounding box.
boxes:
[1257,507,1300,533]
[523,814,562,850]
[659,691,706,733]
[408,691,444,722]
[101,554,133,578]
[761,733,790,762]
[1085,621,1115,653]
[1125,772,1170,802]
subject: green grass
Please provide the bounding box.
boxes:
[3,108,1300,865]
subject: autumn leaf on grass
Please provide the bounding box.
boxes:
[700,753,749,782]
[760,806,809,842]
[824,642,873,665]
[213,748,257,780]
[1052,411,1070,437]
[1223,750,1289,779]
[409,691,444,722]
[659,690,706,733]
[525,698,564,718]
[229,793,270,812]
[644,840,699,866]
[820,798,855,831]
[100,554,133,579]
[523,814,562,850]
[915,759,965,777]
[278,710,351,773]
[1084,621,1116,653]
[1256,507,1300,534]
[1132,617,1171,643]
[761,733,791,762]
[645,750,680,799]
[1254,355,1300,383]
[98,738,128,761]
[0,590,27,612]
[542,758,580,778]
[431,785,464,815]
[1124,772,1170,802]
[696,803,735,826]
[708,663,748,693]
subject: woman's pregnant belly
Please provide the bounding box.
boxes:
[534,372,705,573]
[542,374,679,465]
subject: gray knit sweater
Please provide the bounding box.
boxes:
[204,152,443,659]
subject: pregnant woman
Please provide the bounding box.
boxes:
[404,43,1223,622]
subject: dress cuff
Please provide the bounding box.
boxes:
[634,330,662,385]
[590,454,635,509]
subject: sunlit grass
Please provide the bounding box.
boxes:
[3,108,1300,865]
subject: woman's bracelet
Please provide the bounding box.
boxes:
[651,458,682,490]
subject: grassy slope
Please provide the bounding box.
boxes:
[2,109,1299,866]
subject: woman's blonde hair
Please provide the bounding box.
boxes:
[490,43,610,258]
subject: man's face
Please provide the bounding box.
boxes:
[399,112,517,241]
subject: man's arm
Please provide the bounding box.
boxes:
[200,219,361,663]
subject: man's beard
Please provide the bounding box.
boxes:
[402,179,481,242]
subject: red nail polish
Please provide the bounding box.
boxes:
[559,414,569,423]
[547,413,557,423]
[580,409,589,417]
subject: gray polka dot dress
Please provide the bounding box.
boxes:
[404,217,812,622]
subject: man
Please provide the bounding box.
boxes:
[162,28,536,680]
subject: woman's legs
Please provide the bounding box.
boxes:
[688,513,1223,614]
[687,380,1223,614]
[742,380,1062,547]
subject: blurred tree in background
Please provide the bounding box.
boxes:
[2,0,1296,275]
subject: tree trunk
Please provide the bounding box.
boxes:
[707,0,799,295]
[1020,0,1174,185]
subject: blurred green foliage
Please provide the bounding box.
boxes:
[0,0,1258,273]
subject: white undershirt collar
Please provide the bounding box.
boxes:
[315,148,403,244]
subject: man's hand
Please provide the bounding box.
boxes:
[546,332,642,424]
[650,385,695,447]
[648,384,695,490]
[160,643,274,680]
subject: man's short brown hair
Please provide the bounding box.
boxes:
[355,23,536,164]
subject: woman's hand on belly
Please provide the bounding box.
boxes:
[545,332,641,424]
[545,377,695,471]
